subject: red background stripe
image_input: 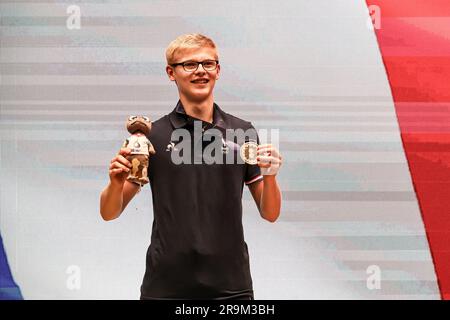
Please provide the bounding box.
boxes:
[368,0,450,17]
[366,0,450,299]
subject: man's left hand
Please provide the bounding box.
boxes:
[257,144,282,176]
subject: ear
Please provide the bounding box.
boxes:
[215,63,221,80]
[166,65,176,81]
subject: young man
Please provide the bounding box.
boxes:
[99,34,282,300]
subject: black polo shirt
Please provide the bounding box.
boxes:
[140,100,263,299]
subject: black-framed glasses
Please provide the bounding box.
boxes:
[170,60,219,72]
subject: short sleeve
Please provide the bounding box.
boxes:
[244,123,263,185]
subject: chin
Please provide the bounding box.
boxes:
[185,90,212,102]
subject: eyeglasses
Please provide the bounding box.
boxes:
[170,60,219,72]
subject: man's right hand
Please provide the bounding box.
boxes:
[109,148,133,186]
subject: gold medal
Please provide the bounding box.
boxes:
[240,141,258,165]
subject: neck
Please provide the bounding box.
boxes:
[179,95,214,123]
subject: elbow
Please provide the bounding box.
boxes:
[100,211,112,221]
[99,194,122,221]
[258,198,281,223]
[100,213,113,221]
[265,215,279,223]
[261,211,280,223]
[99,209,121,222]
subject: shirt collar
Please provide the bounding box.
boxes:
[168,100,227,130]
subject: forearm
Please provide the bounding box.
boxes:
[259,175,281,222]
[100,182,124,221]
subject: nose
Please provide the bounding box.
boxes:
[195,63,207,74]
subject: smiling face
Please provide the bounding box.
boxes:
[166,46,220,103]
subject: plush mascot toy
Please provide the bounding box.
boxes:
[122,115,156,187]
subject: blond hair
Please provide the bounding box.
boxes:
[165,33,218,65]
